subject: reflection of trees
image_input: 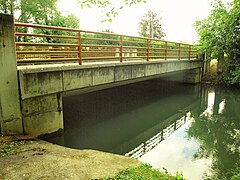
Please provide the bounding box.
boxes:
[188,89,240,179]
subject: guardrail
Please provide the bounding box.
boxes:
[15,22,198,65]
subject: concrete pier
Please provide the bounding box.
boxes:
[0,14,23,134]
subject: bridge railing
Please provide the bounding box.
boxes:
[15,22,198,65]
[125,114,189,159]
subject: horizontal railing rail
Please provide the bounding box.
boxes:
[14,22,198,65]
[125,114,188,159]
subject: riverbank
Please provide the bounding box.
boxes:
[0,138,175,179]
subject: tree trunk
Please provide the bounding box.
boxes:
[217,51,224,73]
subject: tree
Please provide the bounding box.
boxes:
[1,0,149,43]
[188,89,240,179]
[0,0,14,14]
[0,0,80,28]
[77,0,147,22]
[0,0,80,43]
[138,10,165,39]
[1,0,148,34]
[195,0,240,85]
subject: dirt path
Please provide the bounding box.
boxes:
[0,140,140,180]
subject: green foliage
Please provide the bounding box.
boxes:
[1,0,148,23]
[77,0,147,22]
[0,0,14,14]
[106,163,176,180]
[175,171,184,180]
[4,0,80,43]
[229,66,240,85]
[1,0,80,30]
[0,142,19,157]
[195,0,240,85]
[223,65,240,85]
[138,11,165,39]
[231,168,240,180]
[194,0,227,59]
[188,89,240,179]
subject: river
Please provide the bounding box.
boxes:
[47,79,240,180]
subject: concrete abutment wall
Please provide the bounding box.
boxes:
[21,94,63,135]
[0,14,23,135]
[0,14,64,136]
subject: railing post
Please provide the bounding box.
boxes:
[120,35,123,63]
[178,44,181,60]
[196,49,199,60]
[146,39,149,61]
[165,42,168,60]
[188,45,191,60]
[78,31,82,65]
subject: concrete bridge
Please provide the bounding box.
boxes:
[0,14,203,136]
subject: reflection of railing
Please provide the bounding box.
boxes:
[15,22,198,65]
[125,113,190,159]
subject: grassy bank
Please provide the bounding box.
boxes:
[0,141,20,157]
[0,140,180,179]
[106,163,182,180]
[1,140,239,180]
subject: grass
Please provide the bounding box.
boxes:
[104,163,180,180]
[231,168,240,180]
[0,142,19,157]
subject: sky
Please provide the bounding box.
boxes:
[59,0,213,43]
[139,120,212,180]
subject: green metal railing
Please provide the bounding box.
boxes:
[15,22,198,65]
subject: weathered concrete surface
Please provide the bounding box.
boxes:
[183,68,202,83]
[18,60,202,100]
[0,140,141,180]
[162,67,202,84]
[0,14,23,135]
[16,60,202,136]
[21,94,63,135]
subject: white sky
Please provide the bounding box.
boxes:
[139,121,212,180]
[59,0,213,43]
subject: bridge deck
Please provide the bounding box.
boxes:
[17,58,195,71]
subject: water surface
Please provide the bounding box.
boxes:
[47,79,240,179]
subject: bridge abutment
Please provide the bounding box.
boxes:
[182,68,202,84]
[161,67,202,84]
[21,94,63,135]
[0,14,23,135]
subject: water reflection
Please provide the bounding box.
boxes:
[139,120,212,180]
[49,79,200,155]
[139,87,240,179]
[188,87,240,180]
[125,113,191,158]
[46,80,240,180]
[201,89,215,117]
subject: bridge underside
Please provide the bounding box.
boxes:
[16,60,202,136]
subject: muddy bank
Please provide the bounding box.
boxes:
[0,140,140,180]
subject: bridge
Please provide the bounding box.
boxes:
[0,14,203,136]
